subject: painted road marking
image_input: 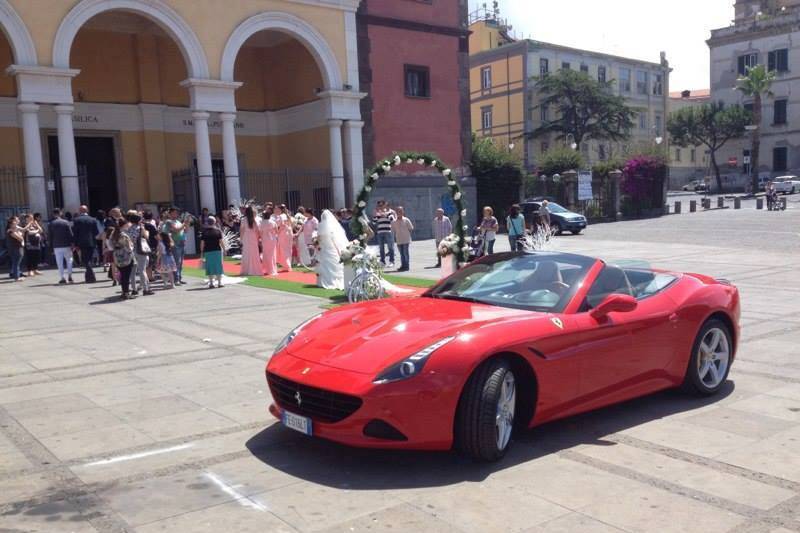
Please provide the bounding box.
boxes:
[83,443,194,467]
[204,471,267,512]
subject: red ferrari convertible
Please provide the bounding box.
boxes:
[266,251,740,461]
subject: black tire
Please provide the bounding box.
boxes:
[455,359,515,462]
[552,222,563,235]
[571,229,582,235]
[682,318,732,396]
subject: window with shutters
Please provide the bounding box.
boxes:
[481,106,493,131]
[768,49,789,73]
[619,68,631,92]
[737,53,758,75]
[653,73,663,95]
[481,67,492,90]
[636,71,649,95]
[774,99,788,125]
[540,58,549,77]
[562,61,571,70]
[404,65,430,98]
[580,64,589,74]
[773,146,788,171]
[598,66,607,83]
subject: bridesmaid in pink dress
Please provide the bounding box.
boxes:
[275,204,293,272]
[260,206,278,276]
[239,206,263,276]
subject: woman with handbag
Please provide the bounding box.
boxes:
[124,210,154,296]
[112,223,136,300]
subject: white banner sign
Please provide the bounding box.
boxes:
[578,171,593,201]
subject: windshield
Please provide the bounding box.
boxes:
[545,202,569,213]
[425,252,596,313]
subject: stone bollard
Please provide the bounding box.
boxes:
[674,201,682,214]
[690,200,697,212]
[702,198,711,209]
[756,198,764,210]
[781,197,787,210]
[734,197,741,209]
[663,203,670,215]
[717,196,724,208]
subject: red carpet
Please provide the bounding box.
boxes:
[183,258,426,295]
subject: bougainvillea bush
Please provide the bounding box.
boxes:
[621,155,667,201]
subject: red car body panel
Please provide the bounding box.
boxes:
[265,256,740,452]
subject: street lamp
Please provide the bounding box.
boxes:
[508,142,515,151]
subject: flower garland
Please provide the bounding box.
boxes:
[350,151,468,265]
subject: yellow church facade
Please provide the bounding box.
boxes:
[0,0,365,216]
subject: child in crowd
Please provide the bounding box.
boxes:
[157,232,177,289]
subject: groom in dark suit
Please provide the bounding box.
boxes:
[72,205,99,282]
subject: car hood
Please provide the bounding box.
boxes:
[284,297,537,375]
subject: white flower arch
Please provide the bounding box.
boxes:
[52,0,210,79]
[220,11,342,90]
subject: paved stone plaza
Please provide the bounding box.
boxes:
[1,200,800,532]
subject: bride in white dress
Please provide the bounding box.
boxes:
[315,209,348,289]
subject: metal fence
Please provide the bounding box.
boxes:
[574,178,615,222]
[0,166,87,218]
[0,166,26,219]
[241,168,332,213]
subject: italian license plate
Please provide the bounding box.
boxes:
[282,411,313,436]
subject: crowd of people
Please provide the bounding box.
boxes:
[4,197,554,295]
[4,205,208,299]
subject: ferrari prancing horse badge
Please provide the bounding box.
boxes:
[551,318,564,330]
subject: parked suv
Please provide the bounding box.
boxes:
[773,176,799,194]
[521,199,587,235]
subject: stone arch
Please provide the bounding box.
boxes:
[220,11,342,89]
[0,0,37,65]
[52,0,209,79]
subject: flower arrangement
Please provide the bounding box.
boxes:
[340,239,365,265]
[437,233,462,257]
[292,212,306,232]
[340,239,383,275]
[349,151,468,265]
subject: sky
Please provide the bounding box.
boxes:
[467,0,735,91]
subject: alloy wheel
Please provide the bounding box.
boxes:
[495,371,516,451]
[697,327,730,388]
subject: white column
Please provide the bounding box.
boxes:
[55,104,80,213]
[18,103,47,215]
[219,112,241,205]
[328,119,345,208]
[342,120,365,204]
[192,110,216,214]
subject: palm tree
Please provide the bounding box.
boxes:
[736,64,776,194]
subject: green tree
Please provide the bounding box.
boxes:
[667,102,750,192]
[737,64,776,193]
[537,145,584,176]
[531,70,635,150]
[470,134,524,222]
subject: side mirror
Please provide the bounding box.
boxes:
[590,293,638,320]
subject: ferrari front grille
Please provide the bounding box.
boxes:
[267,371,363,423]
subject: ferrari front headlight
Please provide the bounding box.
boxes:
[273,313,322,354]
[373,336,456,384]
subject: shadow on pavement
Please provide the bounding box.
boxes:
[245,381,734,490]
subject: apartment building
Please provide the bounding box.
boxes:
[668,89,712,184]
[468,9,671,172]
[709,0,800,178]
